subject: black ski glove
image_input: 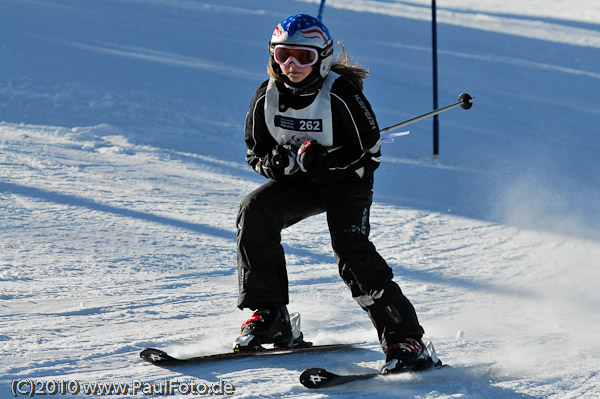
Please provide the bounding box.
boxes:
[263,145,298,180]
[297,140,328,183]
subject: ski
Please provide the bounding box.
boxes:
[300,367,381,388]
[300,340,445,389]
[300,361,445,389]
[140,342,362,366]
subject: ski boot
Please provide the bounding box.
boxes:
[233,304,311,352]
[381,338,442,373]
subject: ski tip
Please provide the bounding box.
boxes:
[300,367,380,389]
[300,368,336,389]
[140,348,178,365]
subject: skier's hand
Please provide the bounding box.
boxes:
[297,140,327,182]
[267,145,288,171]
[264,145,298,180]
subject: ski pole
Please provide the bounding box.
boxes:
[379,92,474,134]
[327,93,474,153]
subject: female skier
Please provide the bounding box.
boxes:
[235,14,435,373]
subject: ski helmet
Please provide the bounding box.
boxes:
[269,14,334,79]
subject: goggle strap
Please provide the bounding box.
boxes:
[320,42,333,58]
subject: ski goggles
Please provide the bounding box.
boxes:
[271,45,319,67]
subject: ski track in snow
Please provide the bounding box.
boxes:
[1,0,600,398]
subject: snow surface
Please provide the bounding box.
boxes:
[1,0,599,398]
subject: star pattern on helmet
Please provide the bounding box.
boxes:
[281,14,330,40]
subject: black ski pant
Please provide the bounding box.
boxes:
[236,178,424,351]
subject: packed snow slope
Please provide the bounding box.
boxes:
[1,0,599,398]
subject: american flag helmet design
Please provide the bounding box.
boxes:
[269,14,334,78]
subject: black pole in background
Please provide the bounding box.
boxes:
[317,0,326,20]
[432,0,439,157]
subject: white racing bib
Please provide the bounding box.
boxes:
[264,73,338,150]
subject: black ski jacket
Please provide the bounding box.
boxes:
[244,74,382,185]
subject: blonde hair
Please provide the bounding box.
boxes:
[267,41,370,91]
[331,41,369,91]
